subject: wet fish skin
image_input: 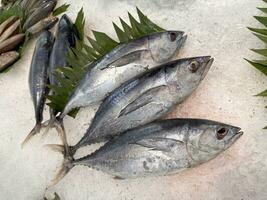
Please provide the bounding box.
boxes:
[54,119,242,182]
[59,31,187,118]
[23,0,57,30]
[22,30,54,146]
[68,56,213,155]
[0,33,25,54]
[0,19,20,43]
[0,51,19,71]
[27,16,58,35]
[0,16,17,36]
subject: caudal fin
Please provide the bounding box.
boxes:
[21,123,42,147]
[49,157,74,187]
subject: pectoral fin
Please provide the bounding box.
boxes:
[118,85,167,117]
[100,49,150,70]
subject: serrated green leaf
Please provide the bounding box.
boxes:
[263,0,267,4]
[88,37,106,55]
[251,49,267,57]
[120,18,133,39]
[53,4,70,16]
[128,12,143,37]
[248,27,267,36]
[253,59,267,65]
[113,22,129,42]
[254,16,267,26]
[92,30,118,53]
[257,7,267,14]
[253,33,267,43]
[82,43,100,59]
[245,58,267,75]
[256,89,267,96]
[74,8,85,40]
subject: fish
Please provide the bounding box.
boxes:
[0,51,19,72]
[22,30,54,147]
[59,31,187,119]
[43,14,75,138]
[52,118,243,184]
[57,56,214,157]
[0,16,17,36]
[0,33,25,54]
[27,16,58,35]
[0,19,20,43]
[23,0,57,30]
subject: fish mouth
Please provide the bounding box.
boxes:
[225,127,243,149]
[200,57,214,80]
[177,32,187,48]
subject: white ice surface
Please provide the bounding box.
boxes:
[0,0,267,199]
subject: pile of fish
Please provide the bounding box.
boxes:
[0,0,59,71]
[24,14,243,184]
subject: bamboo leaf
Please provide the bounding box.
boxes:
[253,33,267,43]
[256,89,267,96]
[252,59,267,65]
[88,37,106,55]
[257,7,267,14]
[113,22,129,42]
[92,30,118,52]
[245,58,267,76]
[248,27,267,36]
[120,18,133,38]
[53,4,70,16]
[251,49,267,57]
[254,16,267,26]
[74,8,85,41]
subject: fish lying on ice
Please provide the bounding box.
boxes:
[59,31,187,119]
[22,30,54,146]
[52,118,243,183]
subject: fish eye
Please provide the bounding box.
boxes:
[169,32,177,42]
[189,61,200,73]
[216,127,228,140]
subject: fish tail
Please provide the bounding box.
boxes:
[45,144,76,158]
[21,123,42,148]
[49,157,74,187]
[41,116,57,137]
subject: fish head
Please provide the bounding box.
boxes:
[165,56,213,98]
[58,14,76,47]
[186,119,243,164]
[148,31,187,63]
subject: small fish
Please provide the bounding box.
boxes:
[22,30,54,147]
[23,0,57,30]
[59,31,187,118]
[27,16,58,35]
[0,33,25,54]
[0,51,19,72]
[52,119,243,183]
[0,16,17,36]
[59,56,213,157]
[43,14,75,141]
[0,19,20,43]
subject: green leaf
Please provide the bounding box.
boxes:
[113,22,129,42]
[74,8,85,41]
[120,18,133,38]
[92,30,118,53]
[256,89,267,96]
[251,49,267,57]
[53,4,70,16]
[257,7,267,14]
[245,58,267,75]
[253,33,267,43]
[254,16,267,26]
[248,27,267,36]
[252,59,267,65]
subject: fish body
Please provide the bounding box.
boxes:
[0,51,19,71]
[55,119,242,182]
[27,16,58,35]
[0,16,17,36]
[70,56,213,154]
[60,31,187,118]
[23,0,57,30]
[22,30,54,146]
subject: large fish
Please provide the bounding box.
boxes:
[61,56,213,157]
[59,31,187,119]
[22,30,54,146]
[53,119,243,183]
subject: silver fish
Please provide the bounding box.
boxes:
[27,16,58,35]
[59,31,187,118]
[0,51,19,71]
[53,119,243,183]
[22,30,54,146]
[63,56,213,157]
